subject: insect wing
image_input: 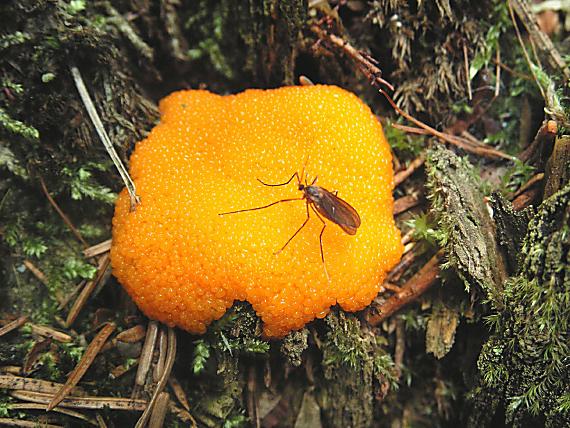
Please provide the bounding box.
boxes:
[312,189,361,235]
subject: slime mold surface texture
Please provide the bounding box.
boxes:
[111,85,403,337]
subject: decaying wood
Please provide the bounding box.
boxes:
[544,135,570,198]
[47,323,116,411]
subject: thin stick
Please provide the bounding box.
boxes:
[0,316,28,338]
[11,390,146,411]
[39,176,88,247]
[83,239,112,258]
[135,327,177,428]
[69,66,139,210]
[380,90,515,161]
[495,45,501,97]
[135,321,159,388]
[368,252,442,326]
[66,254,111,327]
[463,41,472,100]
[507,1,546,100]
[47,323,116,411]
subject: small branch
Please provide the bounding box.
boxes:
[393,195,421,215]
[135,327,177,428]
[47,323,116,411]
[394,155,426,187]
[134,321,159,389]
[83,239,112,258]
[39,176,88,248]
[310,25,393,91]
[368,252,442,326]
[66,254,111,327]
[69,66,139,210]
[380,90,515,161]
[0,316,28,338]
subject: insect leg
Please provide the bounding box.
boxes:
[310,204,330,281]
[257,172,300,187]
[274,201,311,255]
[218,197,304,216]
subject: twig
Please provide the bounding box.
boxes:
[512,173,544,198]
[116,324,146,343]
[83,239,112,258]
[394,155,426,187]
[507,1,546,100]
[509,0,570,81]
[29,324,72,343]
[69,66,139,210]
[368,252,442,326]
[247,366,259,428]
[310,25,394,91]
[8,403,98,426]
[135,327,177,428]
[463,41,472,100]
[134,321,159,388]
[0,418,62,428]
[394,319,405,379]
[0,374,85,396]
[153,327,168,382]
[0,316,28,338]
[11,390,147,411]
[393,195,421,215]
[148,392,170,428]
[39,176,88,248]
[381,90,515,160]
[22,260,49,287]
[495,45,501,97]
[168,377,190,412]
[66,254,111,327]
[47,323,116,411]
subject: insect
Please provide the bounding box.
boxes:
[218,163,361,279]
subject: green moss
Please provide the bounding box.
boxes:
[471,183,570,427]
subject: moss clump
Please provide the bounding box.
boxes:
[470,183,570,427]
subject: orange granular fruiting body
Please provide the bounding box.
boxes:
[111,85,403,337]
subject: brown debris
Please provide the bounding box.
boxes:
[134,321,159,389]
[83,239,112,259]
[11,390,147,411]
[22,260,49,287]
[0,418,62,428]
[8,403,98,426]
[116,324,147,343]
[0,316,28,338]
[394,154,426,187]
[135,327,177,428]
[148,392,170,428]
[29,324,72,343]
[544,135,570,199]
[168,376,190,412]
[368,253,442,326]
[47,323,116,411]
[393,195,422,216]
[65,254,111,327]
[39,176,88,248]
